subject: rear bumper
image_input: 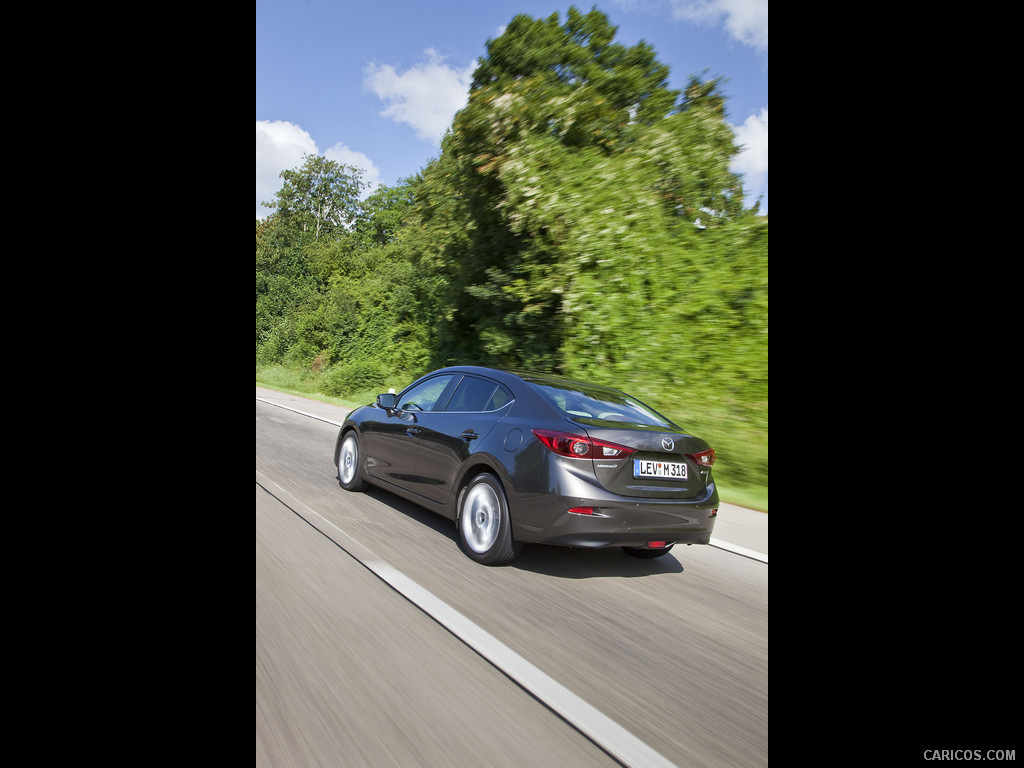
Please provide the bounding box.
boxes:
[512,483,719,549]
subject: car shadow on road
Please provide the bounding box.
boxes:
[363,485,684,579]
[363,485,460,539]
[512,544,684,579]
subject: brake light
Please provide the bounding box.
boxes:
[567,506,595,516]
[532,429,636,459]
[687,448,716,467]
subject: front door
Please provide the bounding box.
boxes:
[363,373,457,495]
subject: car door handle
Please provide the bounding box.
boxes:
[461,430,479,441]
[406,427,421,437]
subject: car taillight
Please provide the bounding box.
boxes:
[531,429,636,459]
[687,448,716,467]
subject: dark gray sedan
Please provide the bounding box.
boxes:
[334,366,718,565]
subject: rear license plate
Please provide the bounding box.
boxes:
[633,459,688,479]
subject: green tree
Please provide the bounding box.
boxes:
[263,154,366,240]
[257,157,379,369]
[256,215,323,363]
[428,6,749,370]
[353,180,416,248]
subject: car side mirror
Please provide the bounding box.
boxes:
[377,393,398,410]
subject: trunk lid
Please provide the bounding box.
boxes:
[572,419,714,500]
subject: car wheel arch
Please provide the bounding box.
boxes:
[334,423,361,465]
[453,457,511,511]
[454,467,523,565]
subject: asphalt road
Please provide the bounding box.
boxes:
[256,389,768,767]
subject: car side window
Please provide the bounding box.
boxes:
[400,375,454,412]
[488,384,512,410]
[446,376,514,412]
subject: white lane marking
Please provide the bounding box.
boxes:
[258,473,679,768]
[256,397,345,427]
[709,538,768,563]
[257,396,768,563]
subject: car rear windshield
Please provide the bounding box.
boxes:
[528,380,673,428]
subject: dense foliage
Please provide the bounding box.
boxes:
[256,8,767,507]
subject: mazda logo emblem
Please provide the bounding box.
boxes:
[662,438,674,451]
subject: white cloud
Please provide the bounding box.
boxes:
[324,143,382,192]
[256,120,382,220]
[730,107,768,213]
[364,49,475,144]
[256,120,316,219]
[669,0,768,53]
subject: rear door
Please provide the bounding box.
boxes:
[413,374,513,505]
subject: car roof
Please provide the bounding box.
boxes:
[430,366,626,396]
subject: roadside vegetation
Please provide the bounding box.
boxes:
[257,8,767,511]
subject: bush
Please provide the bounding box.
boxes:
[322,359,390,398]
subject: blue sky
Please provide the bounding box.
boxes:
[256,0,768,219]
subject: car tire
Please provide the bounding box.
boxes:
[621,545,674,559]
[337,431,367,492]
[457,473,521,565]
